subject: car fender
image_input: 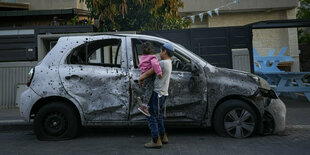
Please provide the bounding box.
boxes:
[29,94,86,125]
[204,66,261,126]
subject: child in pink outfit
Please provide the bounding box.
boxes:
[138,42,162,117]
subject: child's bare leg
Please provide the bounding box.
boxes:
[138,76,154,117]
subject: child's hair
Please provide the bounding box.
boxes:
[141,41,154,55]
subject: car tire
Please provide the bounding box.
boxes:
[262,111,275,135]
[213,99,258,138]
[34,102,80,141]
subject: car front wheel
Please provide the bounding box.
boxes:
[34,102,80,140]
[213,99,258,138]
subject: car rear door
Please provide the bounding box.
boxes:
[59,36,130,122]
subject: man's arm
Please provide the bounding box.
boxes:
[138,69,155,87]
[139,68,155,81]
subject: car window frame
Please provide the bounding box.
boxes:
[130,38,193,73]
[67,38,123,68]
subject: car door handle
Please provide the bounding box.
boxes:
[65,75,83,80]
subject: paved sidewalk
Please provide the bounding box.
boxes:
[0,108,31,131]
[0,95,309,130]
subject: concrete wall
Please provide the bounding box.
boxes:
[209,9,300,72]
[208,10,289,56]
[16,0,87,10]
[180,0,298,13]
[76,0,87,10]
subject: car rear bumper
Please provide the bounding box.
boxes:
[19,88,41,122]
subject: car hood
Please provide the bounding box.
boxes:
[204,65,259,98]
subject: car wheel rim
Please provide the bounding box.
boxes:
[224,108,255,138]
[43,112,67,136]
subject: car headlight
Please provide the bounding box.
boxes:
[258,78,277,99]
[248,73,270,90]
[258,77,270,90]
[247,73,260,84]
[248,74,277,99]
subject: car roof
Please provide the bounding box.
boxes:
[48,33,207,67]
[58,33,170,42]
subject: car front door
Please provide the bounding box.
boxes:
[59,37,130,122]
[127,37,207,122]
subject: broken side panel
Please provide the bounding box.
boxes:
[59,65,130,121]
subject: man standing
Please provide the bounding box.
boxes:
[138,43,174,149]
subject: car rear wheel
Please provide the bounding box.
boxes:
[213,99,258,138]
[34,102,80,140]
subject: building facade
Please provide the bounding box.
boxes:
[179,0,300,72]
[0,0,94,109]
[0,0,89,27]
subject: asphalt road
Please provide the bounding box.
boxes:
[1,126,310,155]
[0,96,310,155]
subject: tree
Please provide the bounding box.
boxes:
[81,0,191,31]
[297,0,310,43]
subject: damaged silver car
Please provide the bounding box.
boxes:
[19,34,286,140]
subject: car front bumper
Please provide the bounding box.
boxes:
[265,98,286,133]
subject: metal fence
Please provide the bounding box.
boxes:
[142,26,253,72]
[0,62,37,109]
[0,25,95,109]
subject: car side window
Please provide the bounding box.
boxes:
[131,39,163,68]
[68,39,122,68]
[131,39,191,72]
[171,51,192,72]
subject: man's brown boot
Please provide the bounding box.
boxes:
[161,133,168,144]
[144,137,162,149]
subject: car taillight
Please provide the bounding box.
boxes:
[27,68,35,87]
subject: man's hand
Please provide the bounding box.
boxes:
[138,69,155,86]
[138,78,144,87]
[158,74,162,79]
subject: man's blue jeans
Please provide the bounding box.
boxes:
[146,91,167,138]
